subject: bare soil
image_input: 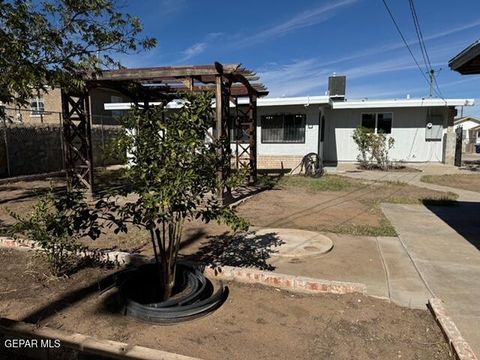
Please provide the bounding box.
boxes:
[422,174,480,193]
[236,175,457,236]
[0,249,451,360]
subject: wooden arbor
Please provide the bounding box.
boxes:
[61,62,268,194]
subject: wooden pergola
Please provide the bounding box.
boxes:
[61,62,268,195]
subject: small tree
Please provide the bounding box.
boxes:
[352,127,395,170]
[0,0,156,105]
[103,92,248,300]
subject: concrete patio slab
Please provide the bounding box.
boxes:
[267,233,390,299]
[252,227,333,257]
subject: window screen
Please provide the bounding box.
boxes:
[261,114,305,143]
[361,113,376,133]
[377,113,392,134]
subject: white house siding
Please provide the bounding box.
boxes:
[323,107,447,163]
[231,105,321,170]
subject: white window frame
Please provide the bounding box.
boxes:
[30,96,45,117]
[360,112,393,134]
[261,113,306,144]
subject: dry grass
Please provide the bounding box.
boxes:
[237,175,458,237]
[421,174,480,193]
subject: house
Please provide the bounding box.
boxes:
[454,117,480,151]
[104,76,474,169]
[1,87,63,124]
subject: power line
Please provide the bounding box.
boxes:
[380,0,445,100]
[380,0,430,84]
[407,0,445,100]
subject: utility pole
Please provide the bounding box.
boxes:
[428,68,442,97]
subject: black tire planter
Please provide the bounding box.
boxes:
[115,263,228,324]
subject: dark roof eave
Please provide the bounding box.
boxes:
[449,39,480,73]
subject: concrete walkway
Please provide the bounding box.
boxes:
[382,202,480,357]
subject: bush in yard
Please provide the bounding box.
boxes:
[9,188,100,276]
[352,127,395,170]
[99,92,248,300]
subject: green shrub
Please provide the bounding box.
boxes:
[9,189,97,276]
[352,127,395,170]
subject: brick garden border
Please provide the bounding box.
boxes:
[0,237,365,295]
[2,236,478,359]
[203,265,366,295]
[428,298,478,360]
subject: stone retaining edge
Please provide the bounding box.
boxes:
[0,237,366,296]
[203,265,366,295]
[0,317,200,360]
[428,298,478,360]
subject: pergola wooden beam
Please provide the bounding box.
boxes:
[62,62,268,197]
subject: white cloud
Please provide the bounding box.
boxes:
[233,0,358,48]
[179,33,223,63]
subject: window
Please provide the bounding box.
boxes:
[110,95,124,118]
[361,112,392,134]
[261,113,306,143]
[30,97,45,116]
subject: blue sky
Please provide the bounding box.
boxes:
[119,0,480,116]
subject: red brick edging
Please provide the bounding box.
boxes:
[428,298,478,360]
[203,265,366,295]
[0,237,366,295]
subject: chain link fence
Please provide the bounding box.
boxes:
[0,107,125,179]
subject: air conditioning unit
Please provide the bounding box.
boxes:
[328,75,346,100]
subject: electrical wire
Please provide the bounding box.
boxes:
[407,0,446,102]
[380,0,431,85]
[380,0,445,102]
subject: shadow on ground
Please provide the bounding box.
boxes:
[425,201,480,250]
[183,231,284,271]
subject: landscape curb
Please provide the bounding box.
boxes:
[203,265,367,295]
[0,317,201,360]
[0,237,366,296]
[428,298,478,360]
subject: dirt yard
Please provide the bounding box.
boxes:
[0,249,451,360]
[236,175,458,236]
[422,174,480,193]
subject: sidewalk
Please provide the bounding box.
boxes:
[382,202,480,357]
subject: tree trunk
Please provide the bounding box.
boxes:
[161,259,176,301]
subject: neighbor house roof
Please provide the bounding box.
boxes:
[454,116,480,125]
[449,39,480,74]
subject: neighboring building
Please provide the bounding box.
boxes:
[1,87,63,124]
[449,39,480,74]
[104,77,474,169]
[454,116,480,148]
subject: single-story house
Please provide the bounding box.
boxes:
[104,78,474,169]
[454,116,480,147]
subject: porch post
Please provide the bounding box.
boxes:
[443,106,457,166]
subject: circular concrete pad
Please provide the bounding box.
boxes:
[251,228,333,257]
